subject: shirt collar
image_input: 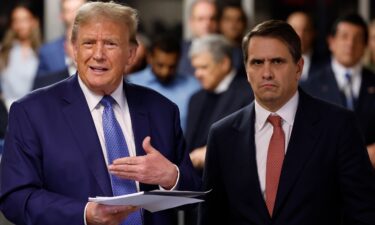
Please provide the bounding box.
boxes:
[254,91,299,132]
[78,75,126,112]
[214,69,236,94]
[331,58,362,88]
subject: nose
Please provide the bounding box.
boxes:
[262,62,273,80]
[194,68,202,80]
[93,43,105,61]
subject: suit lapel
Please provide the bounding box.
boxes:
[124,82,153,191]
[233,104,270,218]
[321,67,345,106]
[124,82,150,157]
[61,75,112,196]
[273,90,322,216]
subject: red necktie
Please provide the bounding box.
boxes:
[265,115,285,217]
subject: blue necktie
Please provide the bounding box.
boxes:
[345,72,354,110]
[101,95,142,225]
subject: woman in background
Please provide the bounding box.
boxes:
[0,1,41,110]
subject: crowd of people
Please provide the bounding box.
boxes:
[0,0,374,225]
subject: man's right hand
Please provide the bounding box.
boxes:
[86,202,138,225]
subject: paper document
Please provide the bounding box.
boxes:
[89,190,209,213]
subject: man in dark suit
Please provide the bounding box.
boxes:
[186,34,253,170]
[302,13,375,167]
[199,20,375,225]
[33,26,75,90]
[0,2,200,225]
[287,11,328,82]
[35,0,85,78]
[178,0,218,76]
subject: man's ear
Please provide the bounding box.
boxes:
[295,57,304,81]
[126,44,137,66]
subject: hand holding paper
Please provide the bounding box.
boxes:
[89,190,210,213]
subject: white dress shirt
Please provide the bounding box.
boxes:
[213,69,236,94]
[254,91,299,199]
[300,51,312,81]
[331,58,362,100]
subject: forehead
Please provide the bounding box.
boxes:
[192,51,214,63]
[335,22,365,36]
[77,18,129,39]
[223,7,241,15]
[12,7,32,18]
[288,13,310,27]
[152,48,179,60]
[248,37,291,59]
[192,2,216,18]
[62,0,85,11]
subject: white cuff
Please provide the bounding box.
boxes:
[159,164,180,190]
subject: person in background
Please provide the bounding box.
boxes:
[0,2,201,225]
[125,33,150,74]
[178,0,218,76]
[0,1,41,110]
[200,19,375,225]
[218,2,248,74]
[186,34,253,171]
[364,19,375,72]
[302,13,375,167]
[34,0,85,78]
[33,22,75,89]
[218,2,247,47]
[128,34,200,131]
[287,11,326,82]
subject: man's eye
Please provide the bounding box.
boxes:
[272,59,283,64]
[250,60,263,65]
[83,42,93,47]
[106,42,117,47]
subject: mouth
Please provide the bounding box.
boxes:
[260,83,277,88]
[89,66,109,73]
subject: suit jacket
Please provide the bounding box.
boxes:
[0,75,201,225]
[177,40,195,76]
[33,68,70,90]
[199,89,375,225]
[35,37,67,77]
[185,73,253,152]
[302,64,375,145]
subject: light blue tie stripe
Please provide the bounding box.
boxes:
[101,95,143,225]
[345,72,354,110]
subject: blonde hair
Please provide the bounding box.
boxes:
[71,1,138,45]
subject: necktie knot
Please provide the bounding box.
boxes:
[101,95,115,108]
[345,72,352,83]
[267,115,282,128]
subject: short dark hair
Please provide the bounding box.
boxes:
[218,2,247,25]
[330,13,368,44]
[242,20,301,63]
[149,34,180,55]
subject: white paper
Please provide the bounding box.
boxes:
[89,190,208,213]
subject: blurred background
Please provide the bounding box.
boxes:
[0,0,373,47]
[0,0,374,224]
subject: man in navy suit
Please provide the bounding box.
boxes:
[0,2,200,225]
[199,20,375,225]
[35,0,86,78]
[302,13,375,167]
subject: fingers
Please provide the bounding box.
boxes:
[111,136,157,165]
[142,136,158,154]
[86,202,139,225]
